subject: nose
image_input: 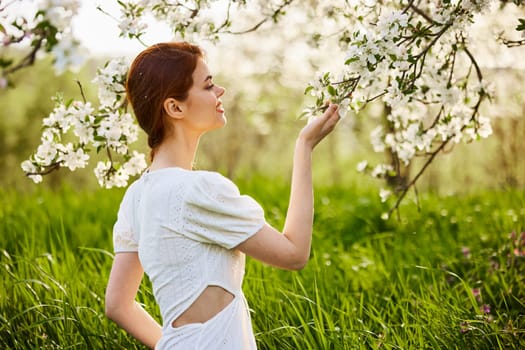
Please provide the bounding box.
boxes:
[215,85,225,98]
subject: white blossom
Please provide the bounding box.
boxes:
[92,57,129,107]
[356,160,368,172]
[379,188,391,202]
[370,126,385,152]
[21,160,37,174]
[379,188,392,203]
[123,151,147,175]
[29,174,43,184]
[35,141,58,164]
[59,143,89,171]
[21,0,499,195]
[94,161,113,188]
[477,116,493,138]
[371,164,393,178]
[112,169,130,188]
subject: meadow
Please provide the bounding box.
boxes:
[1,178,524,349]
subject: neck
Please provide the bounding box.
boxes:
[149,128,201,171]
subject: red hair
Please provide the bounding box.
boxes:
[126,42,203,160]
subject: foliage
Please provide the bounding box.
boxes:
[0,0,85,84]
[2,0,525,213]
[1,181,524,349]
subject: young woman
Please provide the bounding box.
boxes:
[105,42,340,349]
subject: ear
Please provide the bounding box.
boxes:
[163,97,185,120]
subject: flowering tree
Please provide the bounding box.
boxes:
[7,0,294,187]
[0,0,86,84]
[6,0,525,214]
[305,1,497,217]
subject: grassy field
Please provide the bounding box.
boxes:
[1,178,524,349]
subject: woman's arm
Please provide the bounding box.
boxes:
[105,252,162,349]
[237,104,340,270]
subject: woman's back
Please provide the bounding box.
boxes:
[114,167,264,349]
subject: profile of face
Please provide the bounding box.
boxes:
[164,58,226,134]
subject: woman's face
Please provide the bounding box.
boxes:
[183,58,226,133]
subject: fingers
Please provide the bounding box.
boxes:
[322,103,339,119]
[312,103,339,130]
[323,103,340,129]
[299,103,341,148]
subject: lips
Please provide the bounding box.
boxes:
[216,101,224,113]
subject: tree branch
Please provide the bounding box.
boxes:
[225,0,295,35]
[3,35,44,76]
[501,37,525,47]
[26,162,61,176]
[409,4,436,24]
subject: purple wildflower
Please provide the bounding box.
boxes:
[461,246,471,259]
[480,304,491,314]
[460,321,470,334]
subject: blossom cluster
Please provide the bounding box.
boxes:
[0,0,85,86]
[304,0,494,207]
[114,0,235,42]
[18,0,508,202]
[38,0,86,73]
[113,0,293,42]
[22,57,147,188]
[21,0,305,188]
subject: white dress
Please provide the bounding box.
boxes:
[113,167,266,349]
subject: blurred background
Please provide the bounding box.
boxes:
[1,1,524,195]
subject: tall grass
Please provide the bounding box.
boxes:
[1,180,524,349]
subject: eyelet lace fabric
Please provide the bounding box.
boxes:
[112,168,265,349]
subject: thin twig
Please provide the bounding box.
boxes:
[388,137,451,217]
[214,0,232,32]
[75,80,87,103]
[447,48,457,86]
[423,106,445,133]
[367,91,387,103]
[0,0,18,12]
[415,22,453,59]
[26,163,61,176]
[402,0,417,14]
[3,35,44,75]
[503,39,525,47]
[226,0,295,35]
[463,45,483,81]
[106,146,114,165]
[409,4,435,24]
[388,69,486,218]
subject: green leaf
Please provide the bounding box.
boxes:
[304,85,314,95]
[345,56,359,65]
[0,57,13,68]
[298,109,312,120]
[516,18,525,32]
[327,85,337,96]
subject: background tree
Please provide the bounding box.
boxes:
[2,0,524,216]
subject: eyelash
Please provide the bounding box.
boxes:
[206,84,214,90]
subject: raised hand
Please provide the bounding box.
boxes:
[298,103,340,150]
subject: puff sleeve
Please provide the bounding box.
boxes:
[171,172,266,249]
[113,185,139,253]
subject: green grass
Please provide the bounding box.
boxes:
[1,180,524,349]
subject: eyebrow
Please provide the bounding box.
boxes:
[204,75,212,82]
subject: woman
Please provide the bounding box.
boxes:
[105,42,340,349]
